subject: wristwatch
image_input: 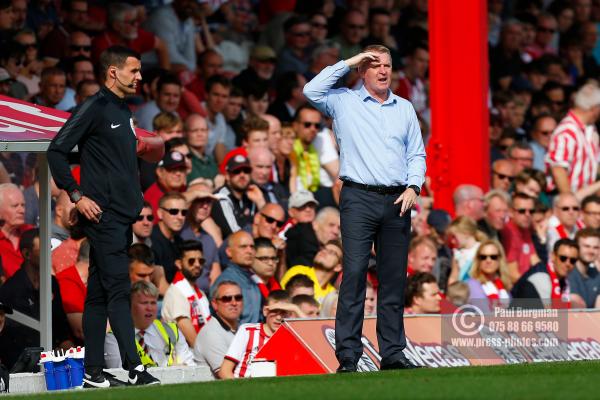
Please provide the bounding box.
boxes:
[408,185,421,196]
[69,189,83,204]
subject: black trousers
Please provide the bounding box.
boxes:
[82,211,140,370]
[335,185,411,364]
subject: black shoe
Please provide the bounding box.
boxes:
[380,356,422,370]
[336,359,357,373]
[82,370,127,388]
[128,365,160,385]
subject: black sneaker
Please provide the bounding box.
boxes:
[128,365,160,386]
[82,370,127,388]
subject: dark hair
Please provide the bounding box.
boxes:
[197,49,222,67]
[41,66,66,81]
[575,227,600,241]
[286,274,315,291]
[0,41,25,64]
[553,238,578,255]
[165,137,187,152]
[283,15,310,33]
[405,272,437,307]
[230,86,244,98]
[66,55,93,75]
[77,239,90,263]
[211,280,241,301]
[75,79,99,96]
[292,294,319,308]
[99,45,140,82]
[254,237,276,252]
[368,7,390,24]
[244,80,269,100]
[142,200,152,209]
[275,71,301,102]
[157,72,181,93]
[266,289,290,304]
[293,104,320,122]
[205,74,231,93]
[510,192,535,208]
[19,228,39,254]
[582,195,600,211]
[242,115,269,139]
[178,240,203,258]
[128,243,155,266]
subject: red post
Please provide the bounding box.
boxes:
[428,0,490,214]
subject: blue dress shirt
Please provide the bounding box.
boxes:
[303,61,426,187]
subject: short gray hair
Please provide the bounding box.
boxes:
[131,280,159,298]
[210,280,241,301]
[574,82,600,111]
[107,2,136,25]
[0,183,22,209]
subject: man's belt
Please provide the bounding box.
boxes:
[342,180,406,195]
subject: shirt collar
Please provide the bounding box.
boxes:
[357,83,396,105]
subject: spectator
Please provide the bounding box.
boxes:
[32,67,66,108]
[267,71,307,123]
[211,231,262,324]
[162,240,212,347]
[56,239,89,341]
[528,114,557,171]
[304,40,340,82]
[13,29,42,98]
[262,114,283,157]
[514,168,548,206]
[243,80,270,118]
[292,104,322,193]
[219,115,270,174]
[569,228,600,308]
[320,291,338,318]
[361,8,400,64]
[275,15,311,76]
[143,0,197,72]
[128,243,168,296]
[11,0,26,30]
[252,203,285,245]
[308,12,328,45]
[151,192,187,282]
[491,159,516,193]
[407,235,438,275]
[57,55,94,111]
[581,195,600,230]
[280,189,318,235]
[447,216,486,284]
[144,151,188,221]
[281,239,341,303]
[453,184,485,221]
[212,155,264,239]
[332,9,366,60]
[547,192,584,253]
[274,123,298,195]
[105,281,195,368]
[404,272,442,314]
[395,43,429,120]
[223,87,244,148]
[478,190,510,242]
[194,280,243,376]
[135,73,182,131]
[51,208,85,275]
[466,240,511,312]
[65,31,92,59]
[250,238,282,298]
[489,19,524,90]
[248,148,288,208]
[511,238,577,309]
[0,183,30,279]
[233,46,277,95]
[285,273,316,298]
[0,229,73,350]
[50,190,75,250]
[186,50,224,104]
[185,113,219,182]
[292,294,320,317]
[219,290,299,379]
[525,13,559,59]
[286,205,339,267]
[204,75,232,163]
[364,280,376,316]
[74,79,99,105]
[132,202,154,246]
[547,82,600,198]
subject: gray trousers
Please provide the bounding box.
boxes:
[335,184,411,364]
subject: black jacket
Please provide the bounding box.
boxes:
[47,87,143,221]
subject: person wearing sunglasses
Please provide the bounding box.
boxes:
[252,203,286,244]
[250,238,282,300]
[194,280,243,377]
[467,240,512,312]
[511,238,578,309]
[144,150,189,222]
[528,114,557,172]
[132,202,154,247]
[151,192,187,283]
[276,16,312,79]
[546,192,584,255]
[162,240,211,347]
[490,159,516,193]
[501,193,540,283]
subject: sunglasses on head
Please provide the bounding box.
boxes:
[478,254,499,261]
[160,207,188,216]
[302,121,320,129]
[231,167,251,176]
[217,294,243,303]
[70,45,91,51]
[558,255,578,264]
[186,257,205,266]
[136,214,154,222]
[261,213,285,227]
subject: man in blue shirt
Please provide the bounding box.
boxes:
[304,45,426,372]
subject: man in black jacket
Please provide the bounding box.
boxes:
[47,46,159,388]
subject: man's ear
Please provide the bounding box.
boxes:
[175,259,183,271]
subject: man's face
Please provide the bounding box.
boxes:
[180,249,204,281]
[289,285,314,298]
[263,302,291,333]
[502,23,523,51]
[583,201,600,229]
[341,11,366,44]
[578,236,600,264]
[266,118,282,154]
[360,52,392,98]
[246,93,269,116]
[250,152,272,186]
[206,83,230,114]
[158,198,187,232]
[511,197,535,229]
[111,56,142,95]
[12,0,26,29]
[294,109,321,146]
[536,17,558,47]
[224,96,243,121]
[552,245,578,279]
[76,82,99,104]
[0,187,25,227]
[408,48,429,80]
[299,302,319,318]
[0,5,14,30]
[252,246,278,279]
[227,232,255,268]
[413,282,442,313]
[69,32,92,58]
[158,123,184,143]
[133,207,153,239]
[114,10,139,40]
[157,83,181,113]
[186,116,209,148]
[15,32,37,63]
[286,22,312,50]
[129,261,154,283]
[226,167,251,192]
[313,243,342,271]
[68,0,89,29]
[314,214,340,245]
[364,286,376,316]
[491,162,515,192]
[131,292,158,329]
[246,131,269,151]
[555,196,581,228]
[408,243,437,273]
[289,203,316,223]
[200,53,223,80]
[41,74,66,106]
[486,196,509,231]
[370,13,390,39]
[71,60,94,87]
[509,148,534,172]
[546,87,565,113]
[251,58,275,80]
[255,205,285,239]
[211,284,243,322]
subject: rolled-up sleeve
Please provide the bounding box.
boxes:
[303,61,350,118]
[405,106,427,188]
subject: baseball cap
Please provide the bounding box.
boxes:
[250,46,277,62]
[0,68,12,83]
[0,302,13,314]
[289,189,319,209]
[427,209,452,234]
[226,154,251,172]
[158,151,186,170]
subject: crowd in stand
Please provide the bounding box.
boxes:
[1,0,600,379]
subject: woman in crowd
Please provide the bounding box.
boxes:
[467,239,512,312]
[447,216,487,284]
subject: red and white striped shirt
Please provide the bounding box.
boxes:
[546,111,600,192]
[224,323,271,378]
